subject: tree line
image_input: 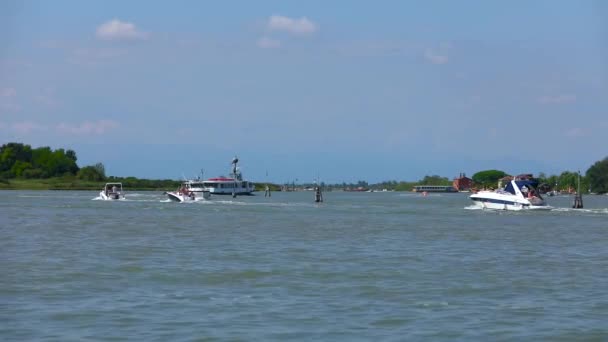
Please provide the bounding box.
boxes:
[0,142,179,189]
[1,142,80,179]
[322,161,608,194]
[2,142,607,193]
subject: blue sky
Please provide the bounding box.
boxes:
[1,1,606,183]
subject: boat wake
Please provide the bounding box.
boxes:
[465,205,608,214]
[550,207,608,214]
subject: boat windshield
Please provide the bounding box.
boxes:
[508,180,543,199]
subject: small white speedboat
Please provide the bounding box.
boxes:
[470,178,550,211]
[166,182,210,203]
[100,182,125,200]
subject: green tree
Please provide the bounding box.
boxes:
[472,170,508,188]
[586,157,608,194]
[93,163,106,179]
[30,146,79,177]
[77,163,106,182]
[11,160,33,177]
[0,143,33,175]
[419,175,451,185]
[557,171,578,192]
[66,149,77,163]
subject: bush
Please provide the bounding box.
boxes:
[22,168,46,179]
[77,166,106,182]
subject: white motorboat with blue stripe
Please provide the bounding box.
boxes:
[470,177,550,210]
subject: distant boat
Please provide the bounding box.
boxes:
[99,182,125,200]
[344,187,369,192]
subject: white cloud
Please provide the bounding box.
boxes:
[96,19,148,41]
[424,49,448,64]
[537,94,576,105]
[56,120,119,135]
[267,15,318,35]
[11,121,48,134]
[257,36,281,49]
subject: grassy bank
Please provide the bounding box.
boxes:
[0,177,180,191]
[0,177,282,191]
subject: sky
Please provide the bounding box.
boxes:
[1,0,607,184]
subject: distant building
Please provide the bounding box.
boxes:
[453,173,473,191]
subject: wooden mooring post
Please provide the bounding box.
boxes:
[572,171,583,209]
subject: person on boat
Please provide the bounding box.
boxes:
[521,185,529,196]
[111,185,117,193]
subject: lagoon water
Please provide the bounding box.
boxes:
[1,190,608,340]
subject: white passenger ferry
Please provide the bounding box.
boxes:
[202,157,255,195]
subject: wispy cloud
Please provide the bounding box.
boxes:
[257,36,281,49]
[0,87,21,112]
[267,15,318,35]
[11,121,48,134]
[35,88,60,108]
[96,19,148,41]
[0,87,17,98]
[564,127,587,138]
[537,94,577,105]
[424,43,452,65]
[424,49,449,64]
[56,120,119,135]
[68,47,128,66]
[1,120,120,136]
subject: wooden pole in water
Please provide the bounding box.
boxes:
[573,171,583,209]
[315,186,323,203]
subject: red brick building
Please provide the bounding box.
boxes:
[453,173,473,191]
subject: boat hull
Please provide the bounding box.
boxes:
[207,189,254,195]
[99,191,124,200]
[166,191,210,202]
[470,193,549,211]
[204,180,255,195]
